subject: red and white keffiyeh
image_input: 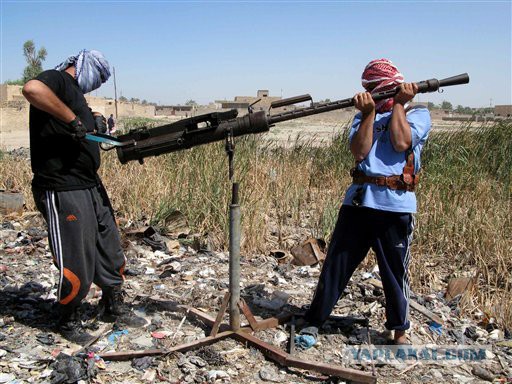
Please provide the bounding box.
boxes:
[361,59,404,113]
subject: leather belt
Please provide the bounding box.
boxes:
[350,169,418,192]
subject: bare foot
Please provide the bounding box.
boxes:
[394,330,409,345]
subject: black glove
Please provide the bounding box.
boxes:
[94,114,107,134]
[68,117,87,140]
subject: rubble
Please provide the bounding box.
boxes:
[0,212,510,383]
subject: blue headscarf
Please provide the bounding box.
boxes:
[55,49,111,94]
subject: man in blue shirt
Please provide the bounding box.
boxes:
[303,59,432,344]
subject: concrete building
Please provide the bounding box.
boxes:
[494,105,512,119]
[155,105,193,116]
[216,90,283,113]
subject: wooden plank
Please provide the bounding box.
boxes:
[210,292,230,337]
[100,331,233,361]
[366,278,444,325]
[71,324,111,356]
[409,300,444,325]
[185,306,217,327]
[100,348,167,361]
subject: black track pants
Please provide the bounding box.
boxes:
[33,184,125,308]
[305,205,414,331]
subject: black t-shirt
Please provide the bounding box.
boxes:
[29,70,101,191]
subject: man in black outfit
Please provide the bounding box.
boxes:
[107,113,116,134]
[23,49,145,345]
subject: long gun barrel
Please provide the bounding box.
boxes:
[113,73,469,164]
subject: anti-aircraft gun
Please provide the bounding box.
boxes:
[85,74,470,375]
[87,73,470,163]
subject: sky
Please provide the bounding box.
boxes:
[1,0,511,108]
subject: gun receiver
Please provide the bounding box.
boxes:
[112,73,469,164]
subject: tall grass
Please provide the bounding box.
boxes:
[415,122,511,327]
[1,121,510,328]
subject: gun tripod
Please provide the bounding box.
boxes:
[100,133,376,383]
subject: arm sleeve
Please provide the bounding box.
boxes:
[407,107,432,148]
[34,70,65,97]
[348,112,362,144]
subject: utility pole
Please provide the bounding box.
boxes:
[113,66,118,120]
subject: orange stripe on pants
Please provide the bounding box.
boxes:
[59,268,81,305]
[119,261,126,281]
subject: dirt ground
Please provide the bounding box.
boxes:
[0,212,510,383]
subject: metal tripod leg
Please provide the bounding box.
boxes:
[100,133,376,383]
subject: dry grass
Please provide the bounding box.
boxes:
[1,121,510,328]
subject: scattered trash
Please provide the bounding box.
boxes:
[270,250,289,264]
[0,373,16,383]
[150,330,172,339]
[188,355,207,368]
[107,329,129,344]
[0,208,509,383]
[253,290,290,311]
[87,352,107,370]
[445,277,475,301]
[464,326,479,341]
[290,238,326,266]
[142,226,168,252]
[295,326,318,350]
[428,321,443,336]
[471,366,494,382]
[489,329,504,340]
[141,368,156,382]
[0,191,24,215]
[207,369,230,382]
[159,261,182,278]
[49,353,96,384]
[259,365,285,382]
[131,356,154,371]
[274,330,288,344]
[35,332,55,345]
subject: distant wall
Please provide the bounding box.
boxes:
[495,105,512,118]
[86,96,155,118]
[0,102,30,149]
[155,105,193,116]
[0,84,25,103]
